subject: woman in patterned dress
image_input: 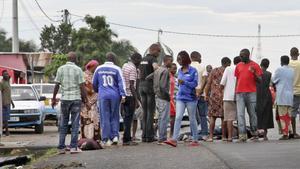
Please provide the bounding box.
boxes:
[205,57,231,142]
[80,60,101,142]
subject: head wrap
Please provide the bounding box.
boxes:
[85,60,99,71]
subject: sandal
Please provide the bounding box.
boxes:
[279,135,289,140]
[206,138,213,142]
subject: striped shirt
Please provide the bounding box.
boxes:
[122,62,138,96]
[54,62,84,101]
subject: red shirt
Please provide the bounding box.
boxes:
[235,61,262,93]
[169,73,176,116]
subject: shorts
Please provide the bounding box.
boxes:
[292,95,300,117]
[2,105,11,122]
[223,101,237,121]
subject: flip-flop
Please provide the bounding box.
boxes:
[206,138,213,142]
[164,140,177,147]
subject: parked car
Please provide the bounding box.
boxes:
[9,84,46,134]
[33,83,61,120]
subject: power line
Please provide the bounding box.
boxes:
[69,12,84,18]
[34,0,60,23]
[69,12,300,38]
[108,22,159,32]
[20,0,41,33]
[109,22,300,38]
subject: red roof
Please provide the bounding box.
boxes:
[0,54,27,72]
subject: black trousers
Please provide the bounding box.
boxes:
[123,96,136,143]
[139,82,156,141]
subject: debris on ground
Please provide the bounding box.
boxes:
[35,162,87,169]
[0,155,30,167]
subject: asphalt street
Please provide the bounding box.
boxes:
[3,120,300,169]
[202,140,300,169]
[33,142,229,169]
[32,139,300,169]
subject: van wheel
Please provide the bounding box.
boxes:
[35,121,44,134]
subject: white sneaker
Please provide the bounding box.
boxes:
[104,140,112,147]
[112,137,119,145]
[70,148,82,154]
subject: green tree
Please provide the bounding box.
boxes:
[71,15,118,64]
[111,40,137,66]
[40,23,72,54]
[40,15,137,76]
[0,29,37,52]
[44,54,67,78]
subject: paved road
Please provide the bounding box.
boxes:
[202,139,300,169]
[33,139,300,169]
[3,120,300,169]
[34,143,228,169]
[0,125,61,148]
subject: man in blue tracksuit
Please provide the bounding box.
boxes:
[93,52,126,146]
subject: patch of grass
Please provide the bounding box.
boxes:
[26,148,58,166]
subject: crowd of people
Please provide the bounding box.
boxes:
[51,44,300,154]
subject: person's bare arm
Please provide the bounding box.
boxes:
[204,75,212,101]
[52,83,60,109]
[80,83,87,104]
[250,66,262,82]
[130,80,139,106]
[153,63,159,70]
[200,76,207,94]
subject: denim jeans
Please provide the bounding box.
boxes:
[156,97,170,141]
[236,92,257,136]
[196,97,208,136]
[58,100,81,149]
[99,98,120,141]
[123,96,135,143]
[172,100,198,141]
[139,82,156,140]
[291,95,300,117]
[2,105,11,123]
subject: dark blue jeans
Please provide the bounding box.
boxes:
[58,100,81,149]
[196,97,208,136]
[2,105,11,123]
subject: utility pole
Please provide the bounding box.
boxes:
[63,9,70,24]
[257,24,262,63]
[157,29,163,43]
[12,0,19,52]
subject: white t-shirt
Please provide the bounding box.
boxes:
[190,62,205,89]
[220,65,236,101]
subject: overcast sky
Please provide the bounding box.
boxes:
[2,0,300,71]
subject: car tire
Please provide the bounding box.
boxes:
[35,121,44,134]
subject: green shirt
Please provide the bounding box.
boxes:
[0,80,11,106]
[54,62,85,101]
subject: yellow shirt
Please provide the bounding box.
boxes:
[289,60,300,95]
[190,61,205,89]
